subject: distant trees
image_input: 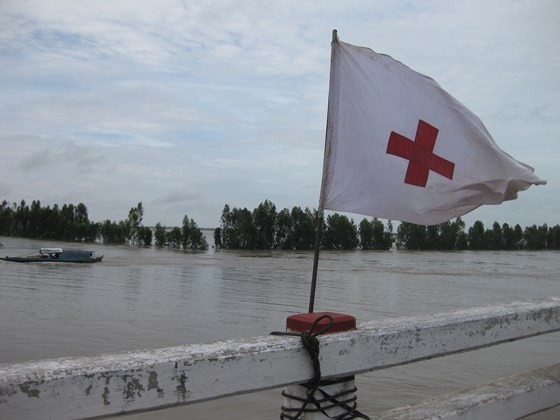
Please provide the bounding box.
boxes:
[254,200,277,249]
[215,200,560,251]
[0,198,150,245]
[396,222,428,250]
[438,219,467,250]
[0,199,208,250]
[0,201,13,236]
[152,215,207,250]
[289,206,315,250]
[165,227,182,248]
[218,204,257,249]
[216,201,391,250]
[126,202,145,245]
[181,214,207,249]
[358,218,393,250]
[395,218,469,251]
[1,197,559,252]
[546,225,560,249]
[101,202,152,245]
[393,219,559,251]
[100,219,127,244]
[216,201,317,250]
[523,224,548,250]
[502,223,522,250]
[467,220,485,250]
[322,214,359,250]
[396,218,470,251]
[0,199,100,242]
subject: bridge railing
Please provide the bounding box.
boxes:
[1,297,559,419]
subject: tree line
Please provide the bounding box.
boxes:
[0,200,207,249]
[395,219,560,251]
[215,201,387,250]
[216,200,560,251]
[1,198,559,251]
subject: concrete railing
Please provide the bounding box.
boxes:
[1,297,559,419]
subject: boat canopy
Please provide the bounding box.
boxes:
[40,248,64,254]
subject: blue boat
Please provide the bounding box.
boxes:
[1,247,103,263]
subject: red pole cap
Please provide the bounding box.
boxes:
[286,312,356,334]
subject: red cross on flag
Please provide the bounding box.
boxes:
[319,37,546,225]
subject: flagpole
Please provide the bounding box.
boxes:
[308,30,339,314]
[308,209,323,313]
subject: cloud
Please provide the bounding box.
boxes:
[0,0,558,228]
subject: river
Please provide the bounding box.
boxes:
[0,234,558,418]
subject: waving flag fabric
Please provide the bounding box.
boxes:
[319,38,546,225]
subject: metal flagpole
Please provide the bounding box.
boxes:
[308,209,323,313]
[308,29,339,314]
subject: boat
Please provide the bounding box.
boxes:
[1,247,104,263]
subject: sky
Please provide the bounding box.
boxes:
[1,0,558,229]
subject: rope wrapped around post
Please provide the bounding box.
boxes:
[272,314,370,419]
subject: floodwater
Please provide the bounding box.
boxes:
[0,234,558,419]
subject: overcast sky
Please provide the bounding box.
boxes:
[1,0,558,229]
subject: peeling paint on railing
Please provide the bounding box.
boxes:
[1,297,559,419]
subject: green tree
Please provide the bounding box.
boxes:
[426,224,439,250]
[220,204,237,248]
[189,224,207,250]
[523,224,547,250]
[359,218,392,250]
[359,218,374,249]
[479,221,502,251]
[218,205,256,249]
[490,221,503,250]
[396,222,427,250]
[234,207,256,249]
[81,221,100,243]
[29,200,42,238]
[181,214,192,249]
[154,223,167,247]
[383,220,394,250]
[322,213,359,250]
[138,226,153,246]
[61,204,77,241]
[181,215,207,249]
[437,218,465,250]
[373,218,393,250]
[289,207,315,250]
[100,220,127,244]
[513,224,523,249]
[456,231,468,250]
[502,223,516,250]
[213,227,222,248]
[275,208,293,250]
[546,225,560,250]
[74,202,92,241]
[126,202,144,245]
[166,227,182,248]
[14,200,30,237]
[253,200,277,249]
[48,204,62,239]
[0,200,15,235]
[468,220,485,250]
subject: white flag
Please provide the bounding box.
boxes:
[319,39,546,225]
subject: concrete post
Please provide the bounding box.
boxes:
[281,312,361,419]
